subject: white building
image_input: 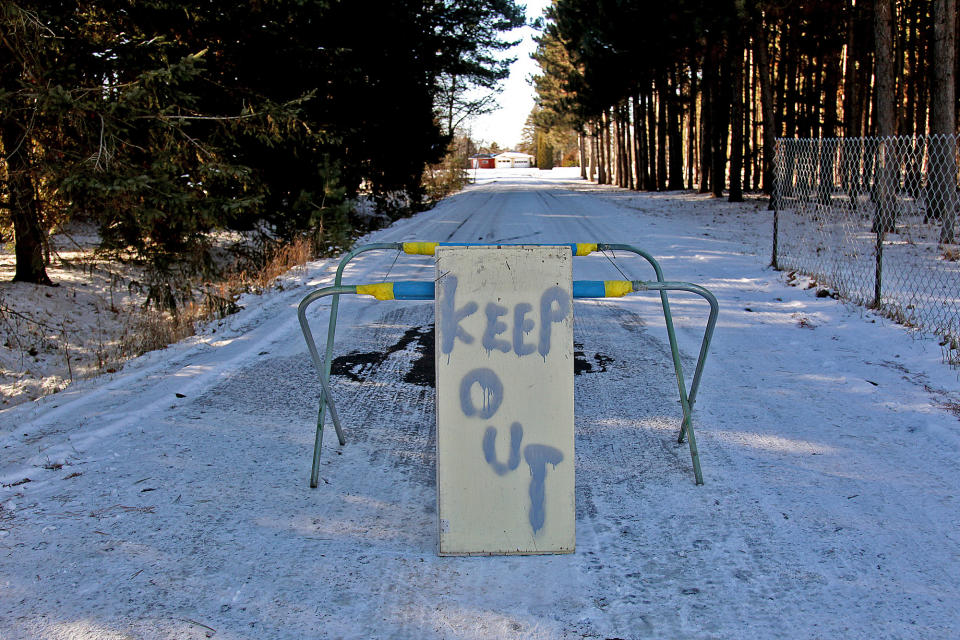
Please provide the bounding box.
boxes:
[493,151,534,168]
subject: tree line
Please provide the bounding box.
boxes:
[532,0,958,218]
[1,1,524,297]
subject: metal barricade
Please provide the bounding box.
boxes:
[298,243,718,487]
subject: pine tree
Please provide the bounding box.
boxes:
[1,0,526,295]
[931,0,957,244]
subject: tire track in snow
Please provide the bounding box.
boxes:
[0,266,344,478]
[532,180,959,637]
[468,180,860,637]
[6,172,958,638]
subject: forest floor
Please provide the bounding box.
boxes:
[0,222,316,410]
[0,223,156,408]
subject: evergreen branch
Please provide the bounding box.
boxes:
[150,113,259,122]
[88,114,106,171]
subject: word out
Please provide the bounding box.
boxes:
[458,366,564,533]
[445,272,569,534]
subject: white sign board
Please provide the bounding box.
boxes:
[435,246,575,555]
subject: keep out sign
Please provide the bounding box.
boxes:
[435,246,574,555]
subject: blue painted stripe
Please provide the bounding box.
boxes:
[387,280,615,300]
[436,242,580,254]
[573,281,606,298]
[392,281,436,300]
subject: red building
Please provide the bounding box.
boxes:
[469,154,496,169]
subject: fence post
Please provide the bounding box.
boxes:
[771,139,781,269]
[873,228,884,309]
[871,137,893,309]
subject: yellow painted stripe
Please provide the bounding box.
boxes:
[402,242,438,256]
[575,243,598,256]
[355,282,395,300]
[604,280,633,298]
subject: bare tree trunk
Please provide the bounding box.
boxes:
[711,43,730,198]
[842,0,863,197]
[874,0,898,233]
[699,64,712,193]
[2,133,52,285]
[607,109,615,184]
[625,103,636,190]
[861,49,874,135]
[687,61,697,189]
[668,68,685,190]
[932,0,957,244]
[609,108,618,184]
[743,46,753,193]
[656,72,668,191]
[633,95,647,190]
[874,1,896,137]
[0,55,53,286]
[774,19,788,137]
[647,86,658,190]
[615,104,630,189]
[446,76,457,138]
[904,6,918,138]
[913,6,929,135]
[894,3,907,135]
[613,108,622,186]
[579,131,587,179]
[783,33,798,139]
[729,45,745,202]
[590,124,599,182]
[817,47,842,206]
[598,115,608,184]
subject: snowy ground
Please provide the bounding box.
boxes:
[2,168,959,639]
[0,224,153,408]
[774,192,960,344]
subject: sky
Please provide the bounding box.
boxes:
[464,0,552,149]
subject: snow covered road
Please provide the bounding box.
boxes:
[2,169,959,639]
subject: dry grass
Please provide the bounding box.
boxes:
[118,237,315,357]
[235,235,314,292]
[940,329,960,369]
[1,234,320,409]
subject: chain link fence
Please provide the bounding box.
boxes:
[773,135,960,361]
